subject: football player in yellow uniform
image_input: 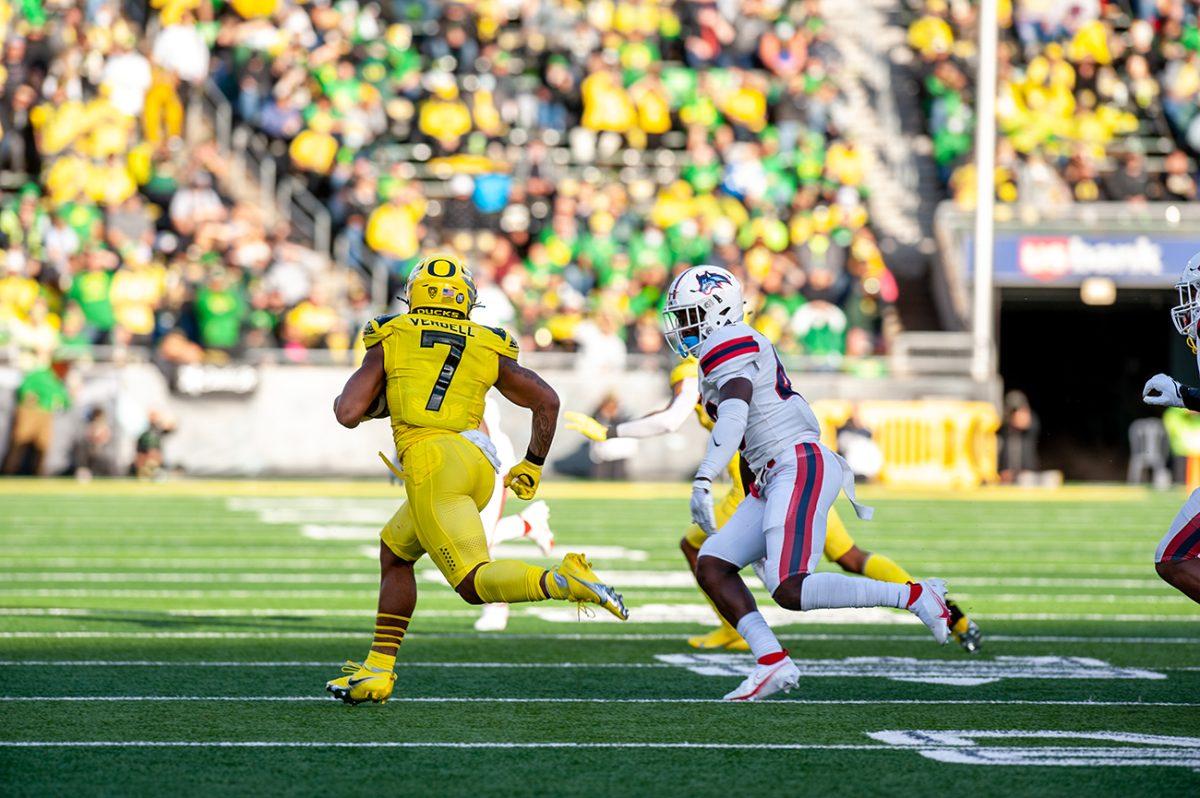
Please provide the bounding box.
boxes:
[326,254,628,705]
[566,357,981,653]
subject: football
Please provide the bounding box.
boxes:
[361,389,389,421]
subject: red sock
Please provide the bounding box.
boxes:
[757,649,789,666]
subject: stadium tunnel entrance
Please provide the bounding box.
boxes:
[998,288,1184,481]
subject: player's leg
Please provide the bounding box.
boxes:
[1154,489,1200,604]
[410,436,627,619]
[684,481,750,650]
[767,443,951,644]
[825,508,982,652]
[326,503,423,704]
[695,497,798,700]
[490,501,556,554]
[475,459,513,631]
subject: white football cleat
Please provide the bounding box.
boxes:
[723,655,800,702]
[474,603,510,632]
[521,500,555,557]
[906,578,951,644]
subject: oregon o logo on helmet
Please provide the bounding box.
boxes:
[426,258,457,278]
[695,271,733,295]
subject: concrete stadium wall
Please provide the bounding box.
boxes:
[0,361,992,479]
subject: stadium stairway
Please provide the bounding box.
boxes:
[825,0,947,332]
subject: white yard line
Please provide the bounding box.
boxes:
[2,630,1199,642]
[0,572,1171,590]
[0,608,483,618]
[0,740,886,750]
[0,660,670,669]
[0,696,1195,707]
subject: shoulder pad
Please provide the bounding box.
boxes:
[483,325,520,359]
[361,313,400,347]
[699,332,760,376]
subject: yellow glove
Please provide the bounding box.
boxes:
[564,410,609,442]
[504,458,543,500]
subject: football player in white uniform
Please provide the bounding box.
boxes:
[662,265,953,701]
[1141,253,1200,604]
[475,396,557,630]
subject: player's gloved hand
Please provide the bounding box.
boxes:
[505,459,543,500]
[690,477,717,536]
[1143,374,1184,408]
[564,411,609,442]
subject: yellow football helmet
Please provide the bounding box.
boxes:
[405,254,478,319]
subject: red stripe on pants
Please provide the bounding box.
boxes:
[798,443,822,575]
[1164,513,1200,560]
[779,443,808,583]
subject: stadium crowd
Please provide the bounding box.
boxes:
[212,0,901,362]
[0,0,899,376]
[906,0,1200,208]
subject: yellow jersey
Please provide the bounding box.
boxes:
[362,312,519,456]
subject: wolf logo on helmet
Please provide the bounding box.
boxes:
[695,270,734,295]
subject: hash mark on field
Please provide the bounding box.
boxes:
[1,697,1196,707]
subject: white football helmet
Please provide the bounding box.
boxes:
[1172,252,1200,337]
[662,265,744,357]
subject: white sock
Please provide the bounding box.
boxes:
[735,611,783,661]
[490,514,528,545]
[799,572,908,610]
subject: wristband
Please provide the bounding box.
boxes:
[1182,385,1200,412]
[524,450,546,466]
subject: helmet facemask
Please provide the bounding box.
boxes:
[1172,277,1200,338]
[662,304,705,358]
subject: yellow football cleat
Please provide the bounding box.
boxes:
[325,661,396,705]
[555,552,629,621]
[688,625,750,651]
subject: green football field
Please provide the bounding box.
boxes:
[1,480,1198,796]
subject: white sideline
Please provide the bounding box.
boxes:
[1,696,1196,707]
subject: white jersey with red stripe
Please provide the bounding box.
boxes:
[696,322,821,474]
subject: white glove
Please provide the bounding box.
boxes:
[690,477,717,536]
[1143,374,1184,408]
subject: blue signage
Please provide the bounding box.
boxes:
[963,232,1200,287]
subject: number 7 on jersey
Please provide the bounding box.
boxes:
[421,330,466,411]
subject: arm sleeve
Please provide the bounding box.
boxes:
[613,376,698,438]
[695,398,749,482]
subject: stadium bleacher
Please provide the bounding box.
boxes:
[904,0,1199,209]
[0,0,902,377]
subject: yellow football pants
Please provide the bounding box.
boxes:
[380,434,494,587]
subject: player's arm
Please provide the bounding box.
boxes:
[566,376,697,441]
[495,356,561,499]
[690,377,753,535]
[333,344,384,429]
[1143,373,1200,411]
